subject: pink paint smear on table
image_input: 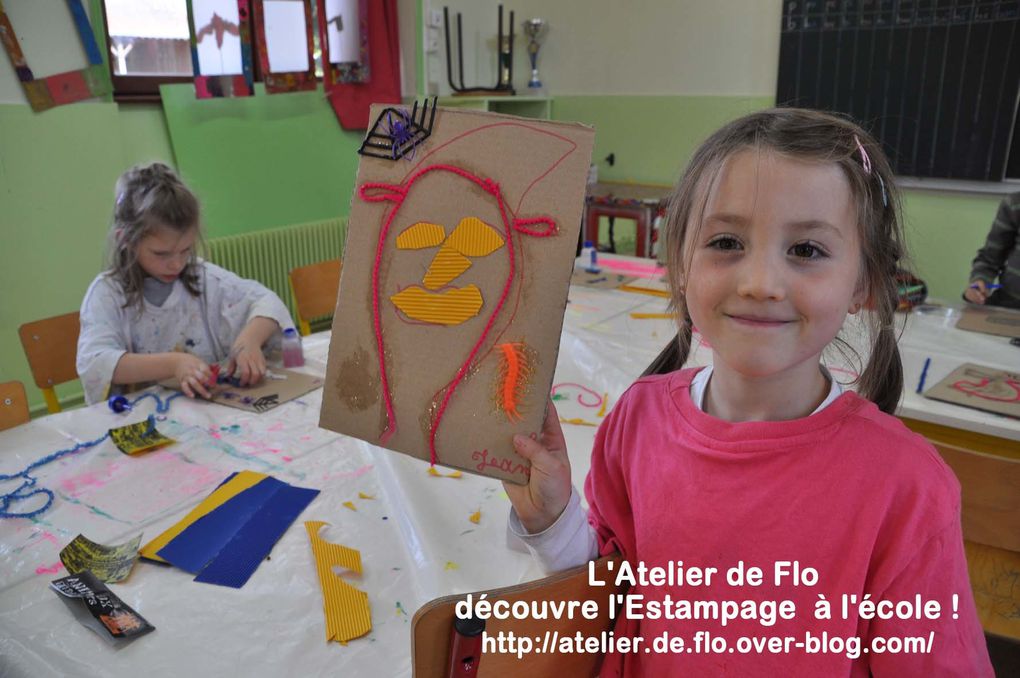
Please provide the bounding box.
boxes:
[599,259,666,277]
[36,562,64,575]
[322,464,374,481]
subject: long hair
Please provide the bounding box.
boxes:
[643,108,906,414]
[107,162,203,310]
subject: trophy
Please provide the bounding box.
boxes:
[523,18,548,90]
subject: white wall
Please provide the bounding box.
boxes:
[421,0,782,97]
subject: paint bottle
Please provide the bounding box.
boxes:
[580,240,600,273]
[282,328,304,368]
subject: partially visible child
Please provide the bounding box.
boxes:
[963,191,1020,309]
[505,110,991,675]
[77,162,295,404]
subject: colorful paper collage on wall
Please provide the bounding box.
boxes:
[316,0,369,85]
[0,0,111,112]
[253,0,316,93]
[186,0,254,98]
[320,106,595,483]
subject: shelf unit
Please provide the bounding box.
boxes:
[436,95,551,120]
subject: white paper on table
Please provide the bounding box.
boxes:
[193,0,244,75]
[264,0,310,73]
[326,0,361,63]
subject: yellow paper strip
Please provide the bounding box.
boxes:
[629,312,673,320]
[396,221,445,249]
[139,470,266,562]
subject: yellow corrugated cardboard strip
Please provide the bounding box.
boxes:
[140,470,267,562]
[445,216,504,257]
[396,222,445,249]
[305,521,371,644]
[390,285,482,325]
[423,244,473,290]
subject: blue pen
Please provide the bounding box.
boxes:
[969,282,1002,290]
[916,357,931,394]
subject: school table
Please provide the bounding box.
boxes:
[583,181,671,258]
[1,266,1017,676]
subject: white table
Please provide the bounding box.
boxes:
[1,271,1016,677]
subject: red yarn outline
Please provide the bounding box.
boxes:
[360,164,556,464]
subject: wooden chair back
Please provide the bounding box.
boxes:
[412,554,625,677]
[18,311,80,413]
[0,381,30,430]
[289,259,342,336]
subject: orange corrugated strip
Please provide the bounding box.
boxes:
[390,285,483,325]
[423,244,473,290]
[396,222,446,249]
[305,521,371,645]
[445,216,504,256]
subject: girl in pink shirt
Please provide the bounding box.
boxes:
[506,109,992,676]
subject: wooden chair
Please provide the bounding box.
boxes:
[18,311,80,414]
[930,440,1020,645]
[288,259,342,336]
[0,381,30,431]
[412,554,625,677]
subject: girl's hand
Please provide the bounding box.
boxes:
[503,401,572,534]
[174,353,212,399]
[964,280,988,304]
[227,342,266,387]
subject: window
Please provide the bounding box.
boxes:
[100,0,193,100]
[99,0,324,101]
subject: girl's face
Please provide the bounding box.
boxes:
[683,149,866,383]
[135,224,197,283]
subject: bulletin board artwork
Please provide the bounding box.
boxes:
[253,0,316,93]
[315,0,370,86]
[319,106,595,484]
[186,0,255,99]
[0,0,111,112]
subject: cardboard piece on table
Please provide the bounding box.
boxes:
[161,368,323,413]
[923,363,1020,419]
[59,534,142,584]
[955,305,1020,339]
[319,107,595,484]
[108,419,175,455]
[569,270,637,290]
[305,520,371,644]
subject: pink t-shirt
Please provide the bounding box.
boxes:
[585,368,991,676]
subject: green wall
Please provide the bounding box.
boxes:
[552,95,1004,303]
[0,94,1006,416]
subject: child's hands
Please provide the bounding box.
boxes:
[227,342,267,387]
[503,400,572,535]
[174,353,212,399]
[964,280,989,304]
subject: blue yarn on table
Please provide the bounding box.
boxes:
[0,392,183,520]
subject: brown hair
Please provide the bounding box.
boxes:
[643,108,905,414]
[107,162,203,310]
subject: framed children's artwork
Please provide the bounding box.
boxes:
[253,0,316,93]
[319,104,595,484]
[315,0,369,86]
[186,0,254,99]
[0,0,111,112]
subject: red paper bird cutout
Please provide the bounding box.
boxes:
[196,12,240,49]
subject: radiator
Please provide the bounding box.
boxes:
[204,217,347,321]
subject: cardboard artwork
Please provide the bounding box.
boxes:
[320,106,595,483]
[0,0,110,112]
[186,0,254,98]
[162,368,323,413]
[923,362,1020,419]
[955,305,1020,339]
